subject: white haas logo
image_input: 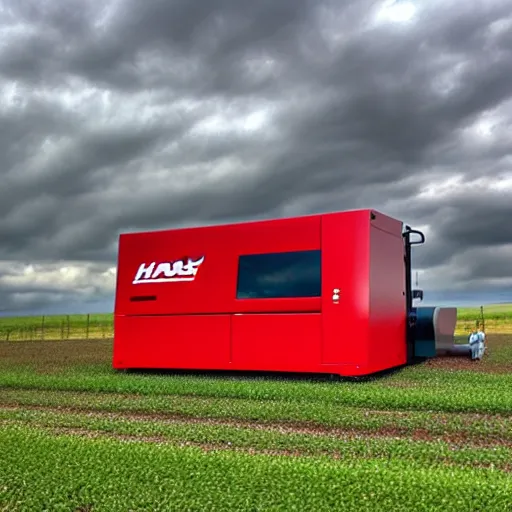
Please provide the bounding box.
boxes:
[133,256,205,284]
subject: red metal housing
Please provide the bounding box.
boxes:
[113,209,408,377]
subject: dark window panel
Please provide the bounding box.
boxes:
[236,250,321,299]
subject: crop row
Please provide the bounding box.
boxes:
[1,362,512,414]
[0,407,511,470]
[0,388,511,441]
[1,424,511,512]
[1,336,510,417]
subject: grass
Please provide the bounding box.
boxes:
[2,408,512,469]
[0,332,511,510]
[1,360,512,414]
[457,302,512,317]
[3,425,511,512]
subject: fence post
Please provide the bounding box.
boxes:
[480,305,485,331]
[86,314,90,339]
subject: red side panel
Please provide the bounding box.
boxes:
[321,211,371,373]
[231,314,322,372]
[114,215,321,317]
[367,217,408,373]
[113,315,231,370]
[369,209,402,236]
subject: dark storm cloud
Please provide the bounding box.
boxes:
[432,196,512,249]
[384,178,512,271]
[1,0,512,312]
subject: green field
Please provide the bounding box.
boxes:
[0,318,512,509]
[0,301,510,370]
[458,303,512,314]
[0,303,511,342]
[457,303,512,321]
[0,313,114,341]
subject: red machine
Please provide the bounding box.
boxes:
[113,208,446,377]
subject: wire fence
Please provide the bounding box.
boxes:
[0,309,510,342]
[455,318,512,335]
[0,314,114,342]
[456,305,512,335]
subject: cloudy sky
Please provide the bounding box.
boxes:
[1,0,511,315]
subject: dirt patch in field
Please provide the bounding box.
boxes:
[0,338,112,372]
[424,334,512,374]
[1,402,510,450]
[1,335,510,377]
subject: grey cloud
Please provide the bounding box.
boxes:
[434,197,512,249]
[461,250,512,281]
[0,259,115,313]
[1,0,512,312]
[383,187,512,280]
